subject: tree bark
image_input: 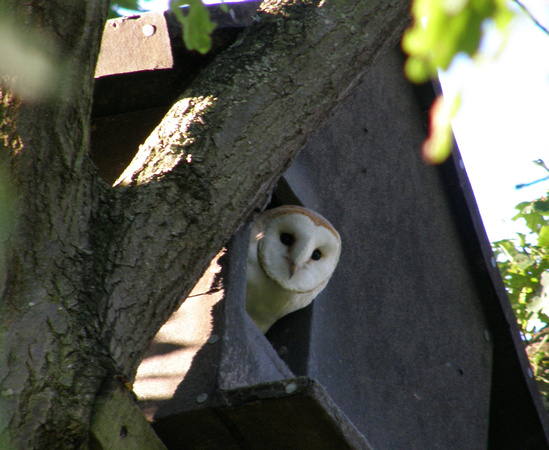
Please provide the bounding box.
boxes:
[0,1,111,447]
[0,0,411,447]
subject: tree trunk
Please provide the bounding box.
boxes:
[0,0,410,447]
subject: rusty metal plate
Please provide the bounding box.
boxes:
[95,13,173,78]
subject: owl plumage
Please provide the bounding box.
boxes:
[246,205,341,333]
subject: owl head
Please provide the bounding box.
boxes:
[246,205,341,333]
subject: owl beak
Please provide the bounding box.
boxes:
[288,260,297,279]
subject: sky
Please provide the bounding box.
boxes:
[134,0,549,244]
[440,2,549,242]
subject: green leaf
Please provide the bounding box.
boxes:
[421,93,461,163]
[170,0,216,54]
[539,226,549,247]
[492,189,549,345]
[513,202,548,234]
[219,0,228,13]
[403,0,513,82]
[534,198,549,214]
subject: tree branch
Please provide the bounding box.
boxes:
[101,0,412,376]
[514,0,549,36]
[0,0,412,445]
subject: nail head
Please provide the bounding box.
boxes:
[142,24,156,37]
[285,382,297,394]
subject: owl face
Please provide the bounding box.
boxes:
[246,205,341,333]
[257,208,340,293]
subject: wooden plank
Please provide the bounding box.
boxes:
[90,387,166,449]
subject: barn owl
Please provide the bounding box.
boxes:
[246,205,341,333]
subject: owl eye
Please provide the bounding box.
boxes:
[311,249,322,261]
[280,232,295,246]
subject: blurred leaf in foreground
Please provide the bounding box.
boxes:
[170,0,216,54]
[0,18,61,101]
[402,0,513,83]
[421,93,461,164]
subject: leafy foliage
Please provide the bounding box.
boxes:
[492,195,549,407]
[403,0,513,83]
[402,0,513,164]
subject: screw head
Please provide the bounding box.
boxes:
[285,382,297,394]
[196,393,208,404]
[142,24,156,37]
